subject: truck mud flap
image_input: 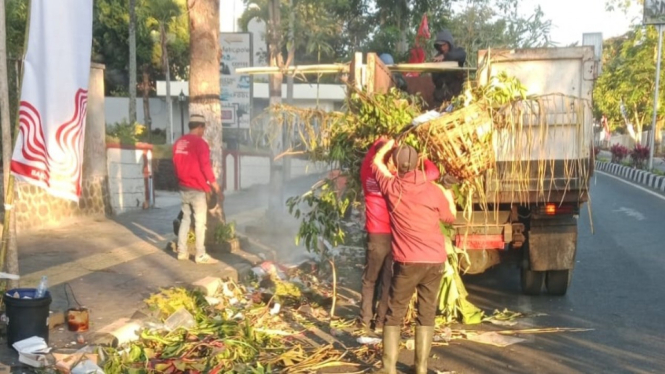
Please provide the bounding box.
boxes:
[528,223,577,271]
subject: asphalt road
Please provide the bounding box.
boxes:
[422,172,665,374]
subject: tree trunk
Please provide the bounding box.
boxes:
[141,65,152,142]
[160,23,174,144]
[188,0,224,232]
[0,0,19,287]
[128,0,137,124]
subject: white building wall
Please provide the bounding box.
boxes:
[107,147,151,214]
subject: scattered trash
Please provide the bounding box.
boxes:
[406,339,415,350]
[13,336,50,367]
[269,303,281,315]
[330,328,344,337]
[434,327,453,342]
[204,296,221,306]
[464,332,526,347]
[76,334,86,345]
[356,336,381,345]
[67,308,90,332]
[164,307,196,331]
[0,272,20,280]
[53,346,101,373]
[71,359,104,374]
[488,319,518,327]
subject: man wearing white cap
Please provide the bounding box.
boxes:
[172,114,220,264]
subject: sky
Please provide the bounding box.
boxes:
[220,0,641,46]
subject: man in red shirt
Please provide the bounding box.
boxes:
[370,139,456,374]
[359,138,440,333]
[173,114,221,264]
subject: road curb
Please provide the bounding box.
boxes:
[595,161,665,192]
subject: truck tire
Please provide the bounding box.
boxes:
[520,268,545,295]
[546,270,572,296]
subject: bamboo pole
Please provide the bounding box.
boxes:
[236,62,476,76]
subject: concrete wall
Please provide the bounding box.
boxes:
[105,96,343,139]
[107,145,152,214]
[223,151,326,191]
[596,130,665,152]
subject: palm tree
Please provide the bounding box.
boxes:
[147,0,181,144]
[187,0,224,221]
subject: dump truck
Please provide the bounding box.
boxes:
[238,46,597,296]
[403,47,596,296]
[354,47,596,296]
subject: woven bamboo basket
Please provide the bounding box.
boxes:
[413,103,494,180]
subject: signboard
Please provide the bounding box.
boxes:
[222,103,239,128]
[220,33,252,128]
[644,0,665,25]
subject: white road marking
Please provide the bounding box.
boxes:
[595,170,665,202]
[613,207,646,221]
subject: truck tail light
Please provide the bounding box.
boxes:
[541,203,575,216]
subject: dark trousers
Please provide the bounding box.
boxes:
[359,233,393,326]
[385,262,445,327]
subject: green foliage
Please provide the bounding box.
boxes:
[446,0,553,68]
[214,221,237,243]
[106,120,144,144]
[287,179,350,254]
[594,25,664,134]
[5,0,28,57]
[92,0,189,95]
[239,0,552,68]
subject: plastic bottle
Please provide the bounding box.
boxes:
[35,275,48,298]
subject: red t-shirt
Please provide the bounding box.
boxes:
[360,139,442,234]
[172,134,216,192]
[371,146,456,263]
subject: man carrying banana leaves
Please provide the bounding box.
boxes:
[370,139,456,374]
[358,137,440,334]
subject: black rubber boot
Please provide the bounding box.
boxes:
[413,326,434,374]
[374,326,400,374]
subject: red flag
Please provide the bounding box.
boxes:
[406,14,430,77]
[416,14,430,46]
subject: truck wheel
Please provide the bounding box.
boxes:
[520,268,545,295]
[546,270,572,296]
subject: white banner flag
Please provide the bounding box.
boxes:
[10,0,93,202]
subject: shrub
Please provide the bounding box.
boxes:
[610,144,629,163]
[106,120,143,145]
[630,144,650,170]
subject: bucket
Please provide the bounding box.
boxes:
[66,307,89,332]
[3,288,52,348]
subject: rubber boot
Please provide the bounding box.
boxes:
[374,326,400,374]
[413,326,434,374]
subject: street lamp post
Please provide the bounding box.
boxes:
[178,90,186,138]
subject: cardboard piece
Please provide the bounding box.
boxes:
[12,336,50,368]
[53,351,99,374]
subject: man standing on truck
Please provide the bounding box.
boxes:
[371,139,456,374]
[173,114,220,265]
[431,29,467,108]
[358,137,440,334]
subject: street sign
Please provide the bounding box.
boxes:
[644,0,665,25]
[220,33,252,129]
